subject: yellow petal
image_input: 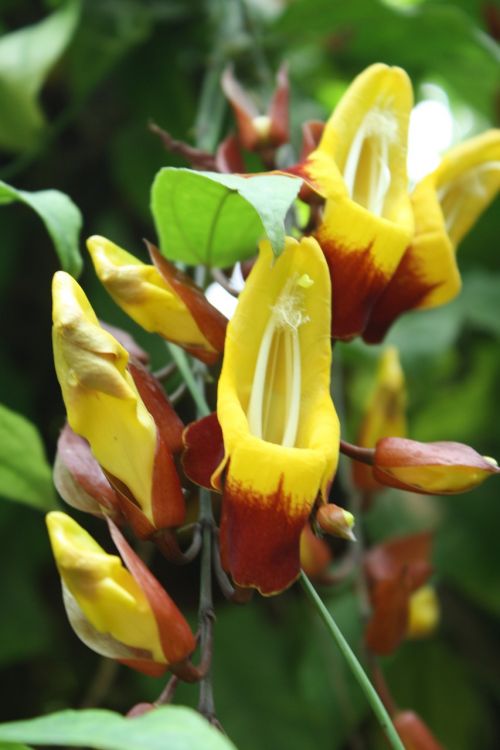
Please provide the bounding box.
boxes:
[52,271,157,521]
[215,236,339,594]
[87,236,213,350]
[46,512,165,662]
[318,63,413,225]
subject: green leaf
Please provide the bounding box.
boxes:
[0,403,56,511]
[0,708,237,750]
[0,1,81,152]
[151,168,302,267]
[0,180,82,276]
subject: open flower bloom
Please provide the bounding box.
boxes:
[213,236,339,595]
[373,437,500,494]
[364,129,500,342]
[52,271,185,538]
[365,532,433,654]
[221,64,289,152]
[87,236,227,364]
[353,347,407,491]
[46,512,196,676]
[289,64,414,339]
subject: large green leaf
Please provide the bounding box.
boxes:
[0,403,56,511]
[0,180,82,276]
[0,708,236,750]
[151,168,302,267]
[0,1,81,153]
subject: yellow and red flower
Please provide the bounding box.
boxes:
[213,236,339,595]
[288,63,414,340]
[52,271,185,538]
[87,236,227,364]
[373,437,500,494]
[46,512,196,676]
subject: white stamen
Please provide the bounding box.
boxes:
[247,276,311,447]
[343,106,399,216]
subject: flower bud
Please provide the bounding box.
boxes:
[221,65,289,151]
[46,512,196,675]
[393,710,444,750]
[407,585,440,639]
[316,503,356,541]
[300,523,332,579]
[373,437,500,494]
[52,271,185,537]
[353,347,406,491]
[87,236,226,364]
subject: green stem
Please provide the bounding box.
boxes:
[299,572,405,750]
[166,343,210,417]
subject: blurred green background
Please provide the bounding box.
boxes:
[0,0,499,748]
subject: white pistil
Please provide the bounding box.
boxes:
[247,276,311,447]
[343,107,399,217]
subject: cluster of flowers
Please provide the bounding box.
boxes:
[47,63,500,738]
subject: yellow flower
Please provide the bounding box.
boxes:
[353,347,407,491]
[87,235,226,364]
[52,271,184,536]
[291,63,414,340]
[46,511,195,675]
[213,236,339,595]
[364,129,500,342]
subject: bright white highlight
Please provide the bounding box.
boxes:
[407,98,454,184]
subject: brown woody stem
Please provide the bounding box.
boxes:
[340,439,375,466]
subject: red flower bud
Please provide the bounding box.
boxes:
[374,437,500,494]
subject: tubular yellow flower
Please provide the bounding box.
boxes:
[87,236,226,364]
[364,129,500,342]
[353,347,407,491]
[214,236,339,595]
[52,271,184,535]
[46,512,195,675]
[291,63,414,340]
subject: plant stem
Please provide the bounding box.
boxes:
[197,488,217,722]
[299,572,405,750]
[166,343,211,416]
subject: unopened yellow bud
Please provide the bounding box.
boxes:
[373,437,500,495]
[52,271,157,521]
[87,236,211,351]
[407,585,440,639]
[46,512,165,661]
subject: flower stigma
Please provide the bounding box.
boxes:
[343,106,399,217]
[247,273,313,448]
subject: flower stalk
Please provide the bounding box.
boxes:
[299,571,405,750]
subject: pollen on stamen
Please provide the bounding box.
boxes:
[271,289,309,331]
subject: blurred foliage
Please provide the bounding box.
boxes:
[0,0,500,748]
